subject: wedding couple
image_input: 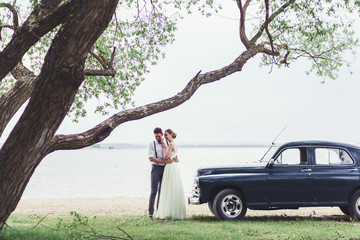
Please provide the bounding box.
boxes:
[148,127,186,220]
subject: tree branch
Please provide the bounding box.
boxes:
[257,42,280,56]
[236,0,252,49]
[47,47,261,152]
[250,0,295,44]
[0,0,75,82]
[280,44,290,67]
[89,50,109,69]
[0,62,38,138]
[243,0,251,11]
[0,3,19,29]
[264,0,275,54]
[86,47,117,77]
[0,25,15,30]
[84,68,116,77]
[109,47,116,68]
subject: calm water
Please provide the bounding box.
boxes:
[22,146,267,199]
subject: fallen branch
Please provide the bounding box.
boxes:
[29,213,53,230]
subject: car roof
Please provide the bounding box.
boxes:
[274,140,360,150]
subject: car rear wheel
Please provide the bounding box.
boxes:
[212,188,247,220]
[339,206,350,216]
[349,190,360,220]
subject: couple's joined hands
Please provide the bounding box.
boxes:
[164,156,178,164]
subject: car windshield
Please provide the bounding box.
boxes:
[259,144,279,164]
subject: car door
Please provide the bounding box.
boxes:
[266,147,314,206]
[312,147,360,204]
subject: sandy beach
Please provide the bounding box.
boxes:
[14,197,345,219]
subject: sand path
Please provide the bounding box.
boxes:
[14,197,345,219]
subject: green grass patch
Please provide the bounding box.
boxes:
[1,212,360,240]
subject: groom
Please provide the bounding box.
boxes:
[148,127,177,220]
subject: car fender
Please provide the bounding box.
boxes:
[198,173,266,204]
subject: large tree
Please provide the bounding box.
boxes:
[0,0,359,229]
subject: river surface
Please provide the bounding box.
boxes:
[22,146,268,199]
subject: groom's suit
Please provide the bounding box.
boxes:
[148,140,168,218]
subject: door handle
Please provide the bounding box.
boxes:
[301,168,312,172]
[349,168,358,172]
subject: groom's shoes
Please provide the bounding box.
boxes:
[149,215,153,220]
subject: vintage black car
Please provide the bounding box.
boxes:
[188,140,360,220]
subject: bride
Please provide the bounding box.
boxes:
[156,129,186,219]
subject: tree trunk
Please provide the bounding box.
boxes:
[0,0,118,230]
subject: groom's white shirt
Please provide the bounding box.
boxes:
[148,141,168,166]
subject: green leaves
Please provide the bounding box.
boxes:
[0,74,14,96]
[253,0,359,81]
[0,0,219,120]
[56,212,100,240]
[68,0,219,121]
[2,0,358,120]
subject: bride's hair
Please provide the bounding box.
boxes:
[165,129,177,139]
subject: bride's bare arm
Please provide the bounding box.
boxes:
[164,144,174,160]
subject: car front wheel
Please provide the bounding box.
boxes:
[212,188,247,220]
[349,190,360,220]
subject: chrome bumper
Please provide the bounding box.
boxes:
[188,195,200,205]
[188,177,201,205]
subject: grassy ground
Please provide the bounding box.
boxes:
[1,212,360,240]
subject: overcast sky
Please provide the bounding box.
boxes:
[2,2,360,146]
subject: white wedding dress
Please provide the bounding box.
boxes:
[156,142,186,219]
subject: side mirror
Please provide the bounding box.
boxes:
[268,159,275,168]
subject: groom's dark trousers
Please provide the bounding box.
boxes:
[149,164,165,217]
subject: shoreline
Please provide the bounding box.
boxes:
[14,197,344,218]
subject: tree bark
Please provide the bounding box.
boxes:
[0,62,38,138]
[0,0,119,230]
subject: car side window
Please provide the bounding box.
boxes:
[274,148,302,165]
[315,148,354,165]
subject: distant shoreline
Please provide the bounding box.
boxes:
[90,143,268,149]
[0,142,268,149]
